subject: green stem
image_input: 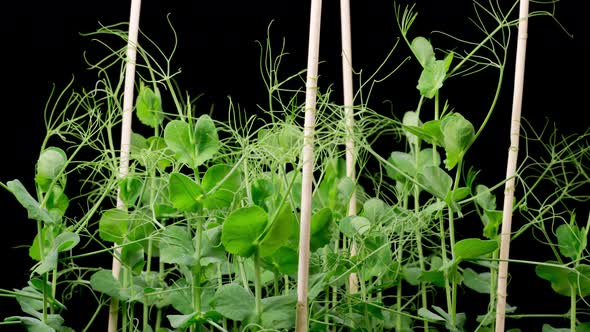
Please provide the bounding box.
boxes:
[571,258,580,332]
[143,237,153,331]
[193,220,203,313]
[448,159,463,326]
[254,251,263,323]
[412,97,428,331]
[36,220,48,324]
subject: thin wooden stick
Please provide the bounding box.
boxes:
[339,0,359,294]
[296,0,322,331]
[495,1,529,330]
[108,0,142,331]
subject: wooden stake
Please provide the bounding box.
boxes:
[339,0,359,294]
[495,1,529,330]
[108,0,142,331]
[296,0,322,331]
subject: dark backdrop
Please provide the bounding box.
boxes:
[1,1,587,330]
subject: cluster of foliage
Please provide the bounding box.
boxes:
[1,2,589,332]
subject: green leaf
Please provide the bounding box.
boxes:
[7,180,55,224]
[98,209,129,244]
[462,268,491,294]
[483,209,503,239]
[418,166,453,199]
[259,205,297,257]
[260,295,297,329]
[54,232,80,253]
[90,269,122,299]
[121,244,145,275]
[201,164,242,210]
[417,59,447,99]
[441,113,475,170]
[167,312,209,329]
[535,262,571,296]
[4,316,56,332]
[251,178,274,210]
[402,266,421,286]
[200,226,226,265]
[475,185,497,210]
[568,264,590,297]
[136,83,163,128]
[159,225,197,266]
[168,280,193,315]
[310,208,333,252]
[386,152,414,182]
[45,185,69,218]
[361,198,387,224]
[33,249,58,275]
[211,283,255,321]
[402,111,421,146]
[168,172,204,213]
[35,147,67,191]
[339,216,371,238]
[222,206,268,257]
[363,234,393,280]
[403,120,444,146]
[418,307,445,322]
[556,223,586,260]
[29,227,55,261]
[263,247,299,276]
[454,238,498,260]
[164,116,220,168]
[542,325,570,332]
[118,176,143,208]
[192,115,221,166]
[410,36,435,68]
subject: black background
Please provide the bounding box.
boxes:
[1,1,588,330]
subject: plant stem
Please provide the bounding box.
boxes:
[570,285,577,331]
[193,219,203,313]
[254,251,263,323]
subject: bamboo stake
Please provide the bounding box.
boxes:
[108,1,142,331]
[495,1,529,331]
[295,0,322,331]
[339,0,359,294]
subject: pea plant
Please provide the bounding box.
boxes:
[1,1,587,332]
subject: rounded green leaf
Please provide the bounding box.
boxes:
[211,283,255,321]
[202,164,242,210]
[35,147,67,190]
[462,268,491,294]
[441,113,475,170]
[164,116,220,168]
[259,205,297,257]
[454,238,498,260]
[164,120,193,165]
[54,231,80,253]
[221,206,267,257]
[251,178,274,210]
[535,262,572,296]
[118,176,143,208]
[418,166,453,199]
[7,180,56,224]
[556,223,585,260]
[98,208,129,244]
[136,83,163,128]
[168,172,205,213]
[411,36,435,68]
[159,225,197,266]
[310,208,333,252]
